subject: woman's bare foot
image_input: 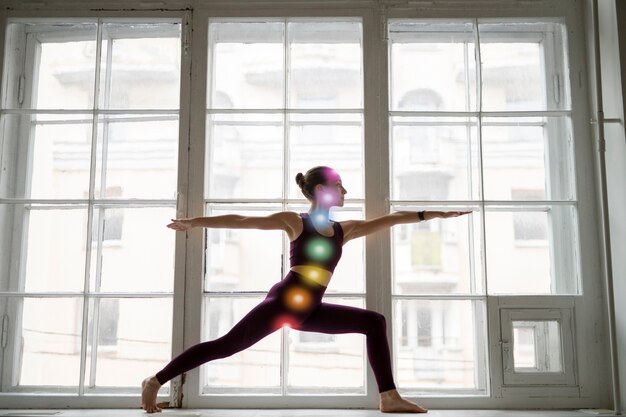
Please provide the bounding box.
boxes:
[141,376,162,413]
[380,389,428,413]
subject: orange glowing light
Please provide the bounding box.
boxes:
[283,286,313,312]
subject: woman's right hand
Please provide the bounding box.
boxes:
[167,218,195,232]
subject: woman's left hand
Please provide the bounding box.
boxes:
[441,211,472,219]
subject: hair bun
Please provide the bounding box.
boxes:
[295,172,305,187]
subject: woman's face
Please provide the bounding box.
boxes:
[315,175,347,207]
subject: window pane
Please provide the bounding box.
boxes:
[513,320,562,373]
[20,206,87,292]
[202,296,281,392]
[485,205,579,295]
[482,117,574,201]
[99,22,181,110]
[204,205,283,292]
[90,206,175,293]
[288,113,364,200]
[206,113,283,199]
[208,20,284,109]
[85,297,173,389]
[394,299,487,391]
[388,21,476,112]
[95,114,179,200]
[390,116,479,201]
[392,206,482,295]
[3,21,97,110]
[479,22,570,111]
[287,20,363,109]
[287,297,365,393]
[0,114,93,199]
[11,297,83,387]
[481,42,543,111]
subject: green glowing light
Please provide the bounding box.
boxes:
[305,238,333,262]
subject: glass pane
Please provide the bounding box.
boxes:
[394,299,487,391]
[482,117,574,201]
[99,22,181,110]
[90,206,175,293]
[513,320,562,373]
[287,204,365,294]
[485,205,579,295]
[287,20,363,109]
[22,207,87,293]
[288,113,364,200]
[479,22,570,111]
[0,114,93,199]
[85,297,173,388]
[202,296,281,392]
[204,205,283,292]
[287,297,365,393]
[208,20,284,109]
[388,21,476,112]
[392,206,482,295]
[3,22,97,110]
[481,42,543,111]
[206,113,283,199]
[94,114,178,200]
[13,297,83,387]
[390,116,479,201]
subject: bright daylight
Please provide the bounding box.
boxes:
[0,0,625,416]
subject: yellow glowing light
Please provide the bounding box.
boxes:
[290,265,333,287]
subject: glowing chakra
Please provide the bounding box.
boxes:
[283,286,313,312]
[272,314,299,330]
[315,213,327,224]
[305,237,333,262]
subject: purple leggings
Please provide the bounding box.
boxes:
[155,271,396,393]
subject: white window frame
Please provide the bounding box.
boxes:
[0,0,610,410]
[0,9,192,409]
[190,9,373,407]
[384,0,600,409]
[500,307,576,386]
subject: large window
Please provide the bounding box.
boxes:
[0,19,181,394]
[203,18,367,394]
[0,3,603,410]
[389,19,577,394]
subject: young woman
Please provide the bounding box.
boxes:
[141,166,470,413]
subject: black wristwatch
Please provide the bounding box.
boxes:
[418,210,426,221]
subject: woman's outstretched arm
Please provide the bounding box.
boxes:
[342,210,471,243]
[167,211,298,233]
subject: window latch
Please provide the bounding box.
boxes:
[1,314,8,348]
[18,75,25,106]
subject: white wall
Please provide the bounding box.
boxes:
[593,0,626,413]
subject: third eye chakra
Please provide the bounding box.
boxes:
[305,237,333,262]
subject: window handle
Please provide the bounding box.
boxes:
[500,339,511,372]
[1,315,8,348]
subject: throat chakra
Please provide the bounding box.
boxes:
[305,237,333,262]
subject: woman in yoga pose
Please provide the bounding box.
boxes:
[141,166,470,413]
